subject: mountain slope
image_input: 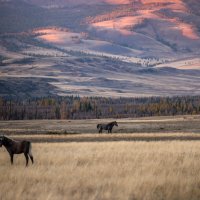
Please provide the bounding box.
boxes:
[0,0,200,97]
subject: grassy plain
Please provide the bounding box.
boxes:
[1,115,200,135]
[0,142,200,200]
[0,115,200,200]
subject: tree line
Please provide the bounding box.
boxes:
[0,96,200,120]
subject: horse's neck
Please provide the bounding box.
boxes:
[3,137,13,148]
[108,122,114,127]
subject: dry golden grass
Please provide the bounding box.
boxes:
[0,141,200,200]
[11,132,200,143]
[1,115,200,135]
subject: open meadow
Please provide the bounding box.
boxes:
[0,142,200,200]
[1,115,200,135]
[0,115,200,200]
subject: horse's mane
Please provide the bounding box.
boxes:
[3,136,14,146]
[4,136,12,141]
[108,121,116,125]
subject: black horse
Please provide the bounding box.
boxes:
[0,136,34,166]
[97,121,118,133]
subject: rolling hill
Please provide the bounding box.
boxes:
[0,0,200,97]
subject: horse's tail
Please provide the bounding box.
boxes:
[27,141,34,164]
[97,124,100,129]
[28,142,32,156]
[26,141,33,157]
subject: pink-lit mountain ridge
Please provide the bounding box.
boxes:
[0,0,200,97]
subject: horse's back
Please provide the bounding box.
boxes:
[14,140,30,154]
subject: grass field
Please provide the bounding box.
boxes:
[0,141,200,200]
[1,115,200,135]
[0,115,200,200]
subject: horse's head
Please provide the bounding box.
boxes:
[114,121,118,126]
[0,136,4,147]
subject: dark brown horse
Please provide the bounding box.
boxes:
[97,121,118,133]
[0,136,34,166]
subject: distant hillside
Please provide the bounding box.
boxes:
[0,0,47,33]
[0,0,116,33]
[23,0,130,7]
[0,0,200,98]
[183,0,200,31]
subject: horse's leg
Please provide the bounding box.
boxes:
[29,154,34,164]
[28,144,34,164]
[24,153,29,166]
[10,153,14,165]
